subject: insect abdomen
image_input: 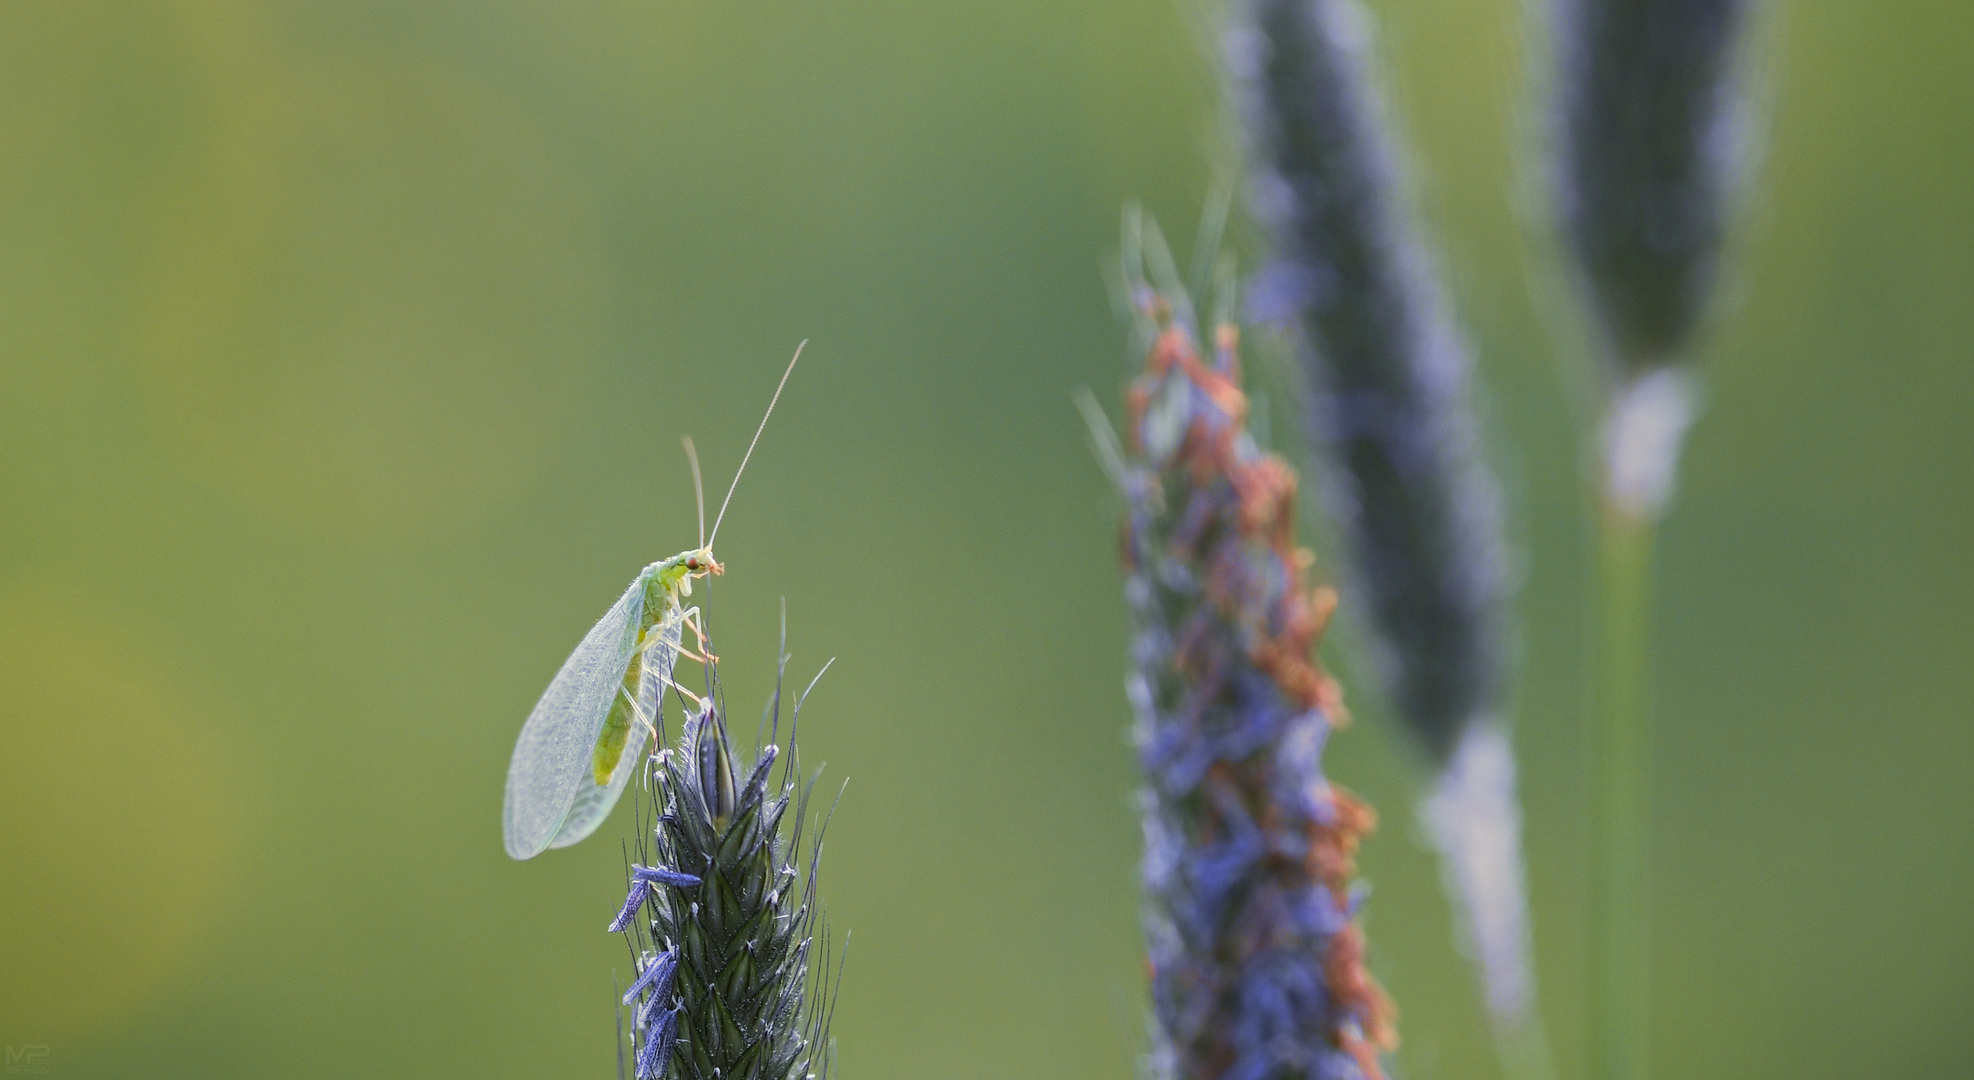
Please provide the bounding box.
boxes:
[591,648,644,785]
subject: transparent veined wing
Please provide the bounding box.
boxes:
[503,578,646,860]
[549,609,684,851]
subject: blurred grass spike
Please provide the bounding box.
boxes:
[1232,0,1509,775]
[615,615,839,1080]
[1555,0,1752,521]
[501,343,807,860]
[1091,221,1395,1080]
[1228,0,1547,1069]
[1556,0,1753,382]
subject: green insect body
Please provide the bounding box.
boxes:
[591,548,721,785]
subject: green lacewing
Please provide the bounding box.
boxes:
[502,344,803,859]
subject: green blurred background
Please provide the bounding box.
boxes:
[2,1,1969,1077]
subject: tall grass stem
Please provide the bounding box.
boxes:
[1590,495,1654,1080]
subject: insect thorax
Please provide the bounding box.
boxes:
[641,548,713,615]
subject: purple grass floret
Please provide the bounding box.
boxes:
[634,1005,679,1080]
[632,865,704,889]
[636,983,674,1029]
[624,948,679,1005]
[608,881,651,935]
[695,708,738,821]
[608,866,701,933]
[1090,253,1396,1080]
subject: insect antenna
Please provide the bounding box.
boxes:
[683,435,707,550]
[709,340,807,548]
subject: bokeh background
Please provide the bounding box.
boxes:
[3,2,1970,1078]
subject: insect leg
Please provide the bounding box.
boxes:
[625,682,663,743]
[673,605,719,665]
[622,655,707,747]
[625,664,708,740]
[637,613,708,667]
[663,675,707,712]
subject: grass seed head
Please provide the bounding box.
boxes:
[613,649,837,1080]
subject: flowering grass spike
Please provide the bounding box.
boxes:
[612,629,837,1080]
[1085,227,1395,1080]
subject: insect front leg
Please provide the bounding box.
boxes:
[668,604,718,665]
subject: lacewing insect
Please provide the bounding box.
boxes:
[502,343,805,860]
